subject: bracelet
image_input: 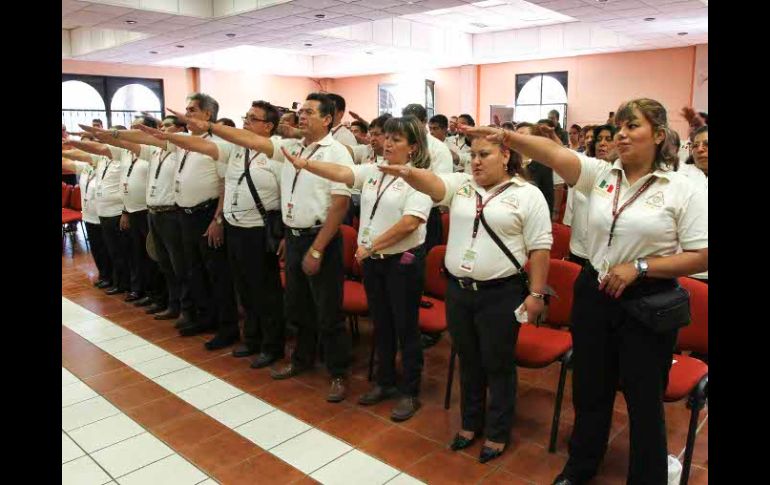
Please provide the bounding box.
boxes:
[529,291,545,300]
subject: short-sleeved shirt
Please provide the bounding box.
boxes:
[350,144,382,165]
[108,146,149,213]
[675,164,708,280]
[141,145,179,207]
[332,124,358,147]
[220,140,283,228]
[270,132,353,228]
[428,133,453,176]
[166,134,230,208]
[573,153,708,273]
[92,154,124,218]
[72,161,100,224]
[351,163,433,254]
[440,174,553,280]
[562,187,589,258]
[446,136,472,173]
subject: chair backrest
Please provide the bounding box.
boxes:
[676,277,708,354]
[339,224,357,276]
[70,186,82,211]
[424,245,448,298]
[62,183,72,208]
[440,212,449,245]
[543,258,582,326]
[551,223,572,260]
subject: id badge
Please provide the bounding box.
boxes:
[123,182,129,195]
[360,225,373,247]
[459,248,477,272]
[232,191,239,206]
[286,202,295,221]
[150,185,157,198]
[174,180,181,194]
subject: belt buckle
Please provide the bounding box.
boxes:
[371,253,385,260]
[184,208,193,214]
[290,229,301,237]
[458,278,478,291]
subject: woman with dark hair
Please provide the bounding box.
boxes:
[377,131,552,463]
[281,116,433,422]
[582,125,596,157]
[464,98,708,484]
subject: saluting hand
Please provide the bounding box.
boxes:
[599,262,638,298]
[166,108,207,133]
[135,124,170,140]
[280,147,310,170]
[460,126,507,145]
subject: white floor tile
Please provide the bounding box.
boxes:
[177,379,243,410]
[62,367,80,386]
[195,480,219,485]
[385,474,426,485]
[80,324,131,344]
[62,299,101,326]
[311,449,400,485]
[204,393,274,428]
[62,455,112,485]
[116,454,207,485]
[62,396,121,431]
[133,354,190,379]
[90,432,174,478]
[234,409,311,450]
[154,367,216,394]
[68,413,146,453]
[113,344,168,366]
[62,381,99,407]
[66,317,116,335]
[271,428,352,474]
[62,432,85,464]
[96,334,149,355]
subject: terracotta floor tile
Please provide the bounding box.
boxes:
[197,353,249,378]
[406,449,495,484]
[63,347,125,379]
[103,379,168,409]
[213,452,305,485]
[318,408,393,446]
[359,426,443,470]
[479,468,536,484]
[178,429,264,475]
[83,366,147,394]
[222,368,274,394]
[155,412,225,450]
[132,325,181,342]
[155,335,209,354]
[400,403,461,444]
[281,390,351,427]
[291,476,320,485]
[106,309,149,325]
[500,441,567,483]
[120,317,164,333]
[253,379,317,407]
[124,394,199,431]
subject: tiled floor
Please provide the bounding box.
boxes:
[62,232,708,484]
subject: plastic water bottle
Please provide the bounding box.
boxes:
[667,454,682,485]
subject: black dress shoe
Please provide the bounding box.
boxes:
[250,352,282,369]
[174,312,194,328]
[145,303,166,315]
[204,333,239,350]
[124,292,143,302]
[479,444,505,464]
[391,396,421,422]
[105,287,128,296]
[552,474,584,485]
[94,279,111,289]
[178,323,215,337]
[152,308,178,319]
[358,385,399,406]
[449,433,476,451]
[270,362,310,380]
[232,343,259,358]
[133,296,154,307]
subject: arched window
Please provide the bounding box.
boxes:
[110,83,162,128]
[514,72,568,125]
[61,80,107,133]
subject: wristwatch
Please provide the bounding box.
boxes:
[634,258,649,278]
[529,291,546,300]
[310,248,322,260]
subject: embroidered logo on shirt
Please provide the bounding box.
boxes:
[500,195,519,209]
[456,183,473,198]
[598,179,615,194]
[392,180,405,191]
[645,191,665,208]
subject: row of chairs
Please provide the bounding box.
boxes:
[333,224,707,485]
[62,182,87,250]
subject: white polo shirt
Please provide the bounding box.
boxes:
[270,132,353,228]
[332,124,358,147]
[141,145,179,207]
[428,133,453,175]
[440,174,553,281]
[351,144,382,165]
[677,163,707,185]
[72,161,100,224]
[573,153,708,273]
[166,135,230,208]
[562,187,589,259]
[92,154,124,218]
[108,147,149,214]
[446,135,472,173]
[351,163,433,254]
[219,139,283,228]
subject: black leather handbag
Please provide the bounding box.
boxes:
[620,285,691,333]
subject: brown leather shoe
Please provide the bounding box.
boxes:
[391,396,421,422]
[327,377,347,403]
[270,362,309,380]
[358,385,398,406]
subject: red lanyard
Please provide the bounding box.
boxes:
[607,171,657,247]
[368,173,398,220]
[472,182,514,240]
[289,144,322,197]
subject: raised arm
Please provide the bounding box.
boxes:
[377,165,446,203]
[463,126,581,186]
[280,147,355,187]
[80,124,166,149]
[135,124,219,159]
[66,139,112,158]
[62,149,95,164]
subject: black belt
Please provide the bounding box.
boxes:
[148,205,177,214]
[177,198,218,215]
[448,273,519,292]
[583,264,677,299]
[286,226,322,237]
[368,243,425,260]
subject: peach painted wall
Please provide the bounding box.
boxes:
[61,60,192,111]
[479,46,697,138]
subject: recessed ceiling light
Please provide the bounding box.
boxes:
[176,45,184,48]
[149,51,158,54]
[365,51,374,55]
[596,0,608,3]
[644,17,656,21]
[304,43,313,47]
[470,22,489,28]
[226,33,236,37]
[678,32,688,36]
[125,20,137,24]
[315,14,326,19]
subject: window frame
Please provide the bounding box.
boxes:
[514,71,568,126]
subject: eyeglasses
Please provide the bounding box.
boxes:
[692,141,709,149]
[242,116,268,123]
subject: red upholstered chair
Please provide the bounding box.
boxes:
[551,223,571,260]
[440,211,449,245]
[62,183,72,208]
[340,225,367,339]
[664,277,708,485]
[65,185,89,249]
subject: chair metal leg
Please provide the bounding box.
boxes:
[680,377,708,485]
[444,347,457,410]
[549,350,572,453]
[80,221,89,250]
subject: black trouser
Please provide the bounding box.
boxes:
[567,252,588,267]
[127,210,163,300]
[149,210,191,314]
[85,222,112,283]
[225,223,285,356]
[446,277,523,444]
[99,215,131,291]
[178,201,238,336]
[424,207,443,253]
[284,231,350,377]
[564,267,678,484]
[362,246,425,396]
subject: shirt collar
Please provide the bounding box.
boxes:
[610,159,675,182]
[303,132,334,148]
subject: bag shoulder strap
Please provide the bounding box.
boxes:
[243,149,268,220]
[478,211,524,274]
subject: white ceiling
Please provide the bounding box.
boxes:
[62,0,708,77]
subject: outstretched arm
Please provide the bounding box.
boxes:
[65,138,112,158]
[280,147,355,187]
[167,107,276,156]
[135,124,220,160]
[377,165,446,203]
[80,124,166,149]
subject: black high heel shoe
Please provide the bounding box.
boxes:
[449,433,476,451]
[478,444,505,463]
